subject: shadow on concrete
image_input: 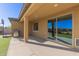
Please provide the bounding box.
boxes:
[29,36,70,48]
[29,36,48,43]
[16,36,79,53]
[17,37,24,42]
[27,41,79,53]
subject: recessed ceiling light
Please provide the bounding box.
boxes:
[35,16,39,20]
[54,4,58,7]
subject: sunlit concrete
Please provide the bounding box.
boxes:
[7,37,79,56]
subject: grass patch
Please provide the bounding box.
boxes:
[0,36,11,56]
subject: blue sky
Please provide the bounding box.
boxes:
[0,3,23,27]
[0,3,72,29]
[48,19,72,29]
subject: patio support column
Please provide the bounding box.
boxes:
[72,10,79,48]
[72,13,76,48]
[24,16,29,42]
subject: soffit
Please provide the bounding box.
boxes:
[28,3,79,21]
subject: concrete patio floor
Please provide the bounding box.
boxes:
[7,36,79,56]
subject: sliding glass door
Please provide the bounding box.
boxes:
[48,19,56,39]
[57,15,72,44]
[48,14,72,45]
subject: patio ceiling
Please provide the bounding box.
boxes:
[27,3,79,21]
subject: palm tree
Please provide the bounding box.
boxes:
[1,19,4,36]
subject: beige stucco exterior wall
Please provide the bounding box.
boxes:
[11,21,24,37]
[18,22,24,36]
[29,21,33,35]
[29,19,48,39]
[11,21,18,31]
[11,21,18,36]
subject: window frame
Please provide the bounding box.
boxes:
[32,22,39,32]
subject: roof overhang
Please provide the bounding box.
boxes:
[9,18,18,23]
[28,3,79,21]
[9,3,79,22]
[18,3,31,20]
[8,3,31,22]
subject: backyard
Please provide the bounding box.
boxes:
[0,36,11,56]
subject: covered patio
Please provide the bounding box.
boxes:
[7,36,79,56]
[9,3,79,48]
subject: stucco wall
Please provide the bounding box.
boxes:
[18,22,24,37]
[11,21,18,36]
[11,21,18,31]
[29,21,33,35]
[29,19,48,39]
[11,21,24,37]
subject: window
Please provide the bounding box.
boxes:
[33,23,38,32]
